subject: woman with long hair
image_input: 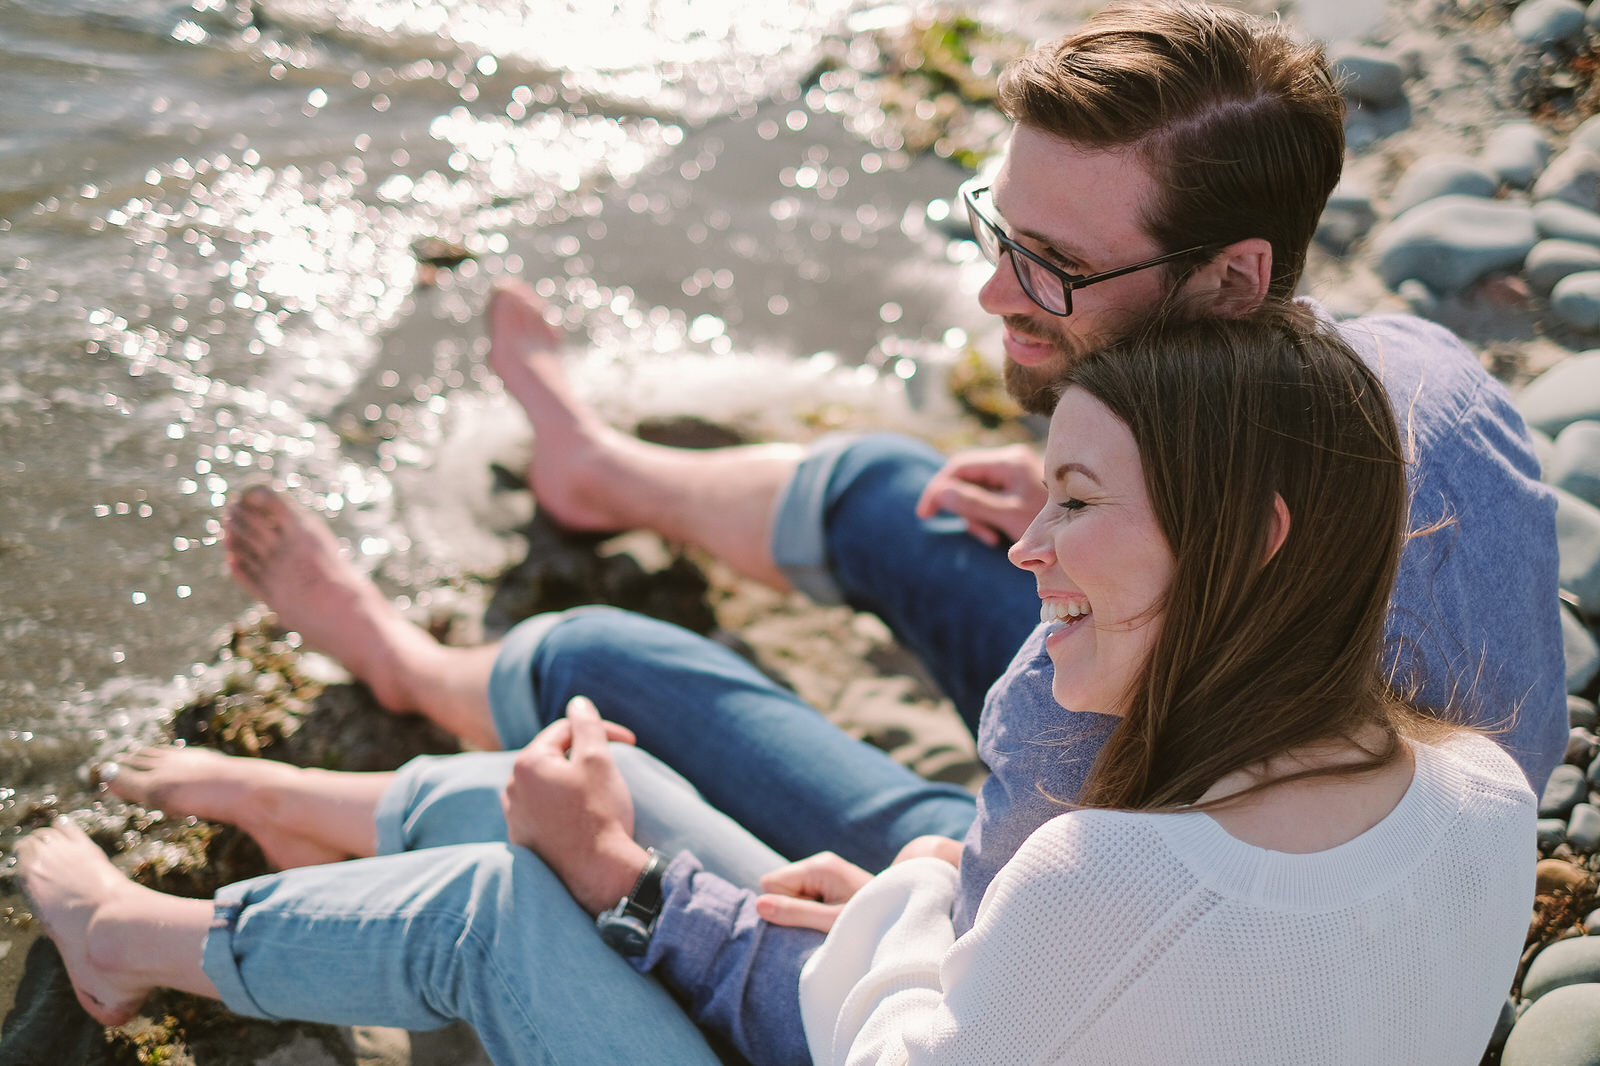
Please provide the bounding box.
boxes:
[17,308,1533,1065]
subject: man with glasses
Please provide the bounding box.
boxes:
[198,5,1562,1058]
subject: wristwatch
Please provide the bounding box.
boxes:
[595,848,668,957]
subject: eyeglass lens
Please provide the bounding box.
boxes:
[965,189,1069,315]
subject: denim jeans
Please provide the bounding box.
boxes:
[203,747,785,1065]
[488,606,980,872]
[770,433,1041,731]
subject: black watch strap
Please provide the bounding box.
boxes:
[619,848,667,924]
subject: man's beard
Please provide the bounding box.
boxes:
[999,314,1085,415]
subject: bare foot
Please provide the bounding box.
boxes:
[104,747,348,870]
[486,278,639,532]
[223,484,434,713]
[17,821,156,1025]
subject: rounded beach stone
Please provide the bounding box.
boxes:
[1575,114,1600,155]
[1570,803,1600,851]
[1526,939,1600,1003]
[1530,241,1600,295]
[1513,0,1590,47]
[1503,983,1600,1066]
[1397,278,1439,318]
[1548,421,1600,506]
[1555,487,1600,611]
[1574,696,1599,730]
[1587,909,1600,933]
[1537,428,1559,476]
[1536,149,1600,211]
[1518,350,1600,435]
[1553,272,1600,332]
[1486,121,1554,188]
[1328,44,1407,109]
[1537,201,1600,247]
[1590,0,1600,30]
[1543,817,1573,849]
[1564,607,1600,693]
[1544,763,1590,818]
[1373,196,1536,293]
[1573,727,1599,765]
[1388,154,1499,216]
[1315,179,1377,252]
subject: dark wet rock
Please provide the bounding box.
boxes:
[1490,996,1519,1054]
[1554,272,1600,332]
[1373,196,1536,293]
[1570,802,1600,850]
[1519,351,1600,436]
[1527,938,1600,1002]
[1388,154,1499,216]
[1503,983,1600,1065]
[1315,179,1377,252]
[0,939,111,1066]
[1536,149,1600,211]
[1556,488,1600,613]
[1545,763,1590,817]
[1329,44,1407,110]
[1574,696,1599,730]
[1549,421,1600,506]
[1513,0,1590,48]
[1485,121,1553,188]
[1530,241,1600,294]
[1537,201,1600,247]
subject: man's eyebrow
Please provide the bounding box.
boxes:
[1052,461,1101,485]
[991,192,1092,266]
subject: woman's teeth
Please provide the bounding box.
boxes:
[1039,601,1088,624]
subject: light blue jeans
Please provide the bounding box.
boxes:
[199,434,1026,1062]
[203,747,783,1065]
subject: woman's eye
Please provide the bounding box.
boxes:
[1059,498,1087,514]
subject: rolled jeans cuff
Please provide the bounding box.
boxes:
[770,433,863,607]
[203,888,274,1019]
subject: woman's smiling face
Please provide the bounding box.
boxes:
[1008,386,1175,716]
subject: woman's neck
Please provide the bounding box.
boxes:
[1192,725,1417,853]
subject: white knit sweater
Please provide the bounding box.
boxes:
[799,731,1535,1066]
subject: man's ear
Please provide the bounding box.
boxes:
[1264,493,1291,564]
[1180,238,1273,317]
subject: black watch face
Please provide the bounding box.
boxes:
[598,915,651,956]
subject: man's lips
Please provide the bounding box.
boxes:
[1001,321,1058,366]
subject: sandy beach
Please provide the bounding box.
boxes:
[9,0,1600,1062]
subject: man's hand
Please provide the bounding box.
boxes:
[891,835,963,867]
[914,444,1046,546]
[754,851,873,933]
[501,696,648,917]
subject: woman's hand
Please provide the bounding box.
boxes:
[892,835,963,867]
[501,696,647,917]
[755,851,873,933]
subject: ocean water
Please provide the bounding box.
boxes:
[0,0,1032,809]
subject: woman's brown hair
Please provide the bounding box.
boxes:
[1063,306,1415,810]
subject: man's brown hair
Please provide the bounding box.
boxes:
[998,1,1344,299]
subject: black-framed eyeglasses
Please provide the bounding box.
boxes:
[962,184,1213,317]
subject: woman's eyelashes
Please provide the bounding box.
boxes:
[1058,497,1087,514]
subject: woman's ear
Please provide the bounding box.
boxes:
[1264,493,1291,564]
